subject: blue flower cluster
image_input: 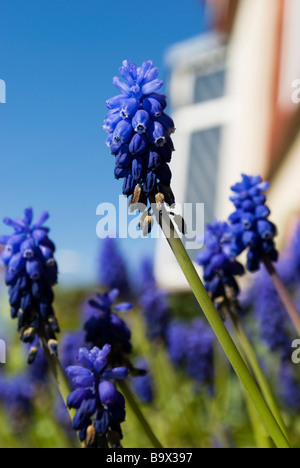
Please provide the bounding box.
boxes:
[279,361,300,410]
[66,345,128,447]
[166,319,214,392]
[0,373,34,430]
[60,331,85,371]
[139,258,170,341]
[27,340,49,384]
[98,237,131,298]
[196,221,244,301]
[0,208,59,358]
[83,290,133,362]
[131,358,154,404]
[140,289,170,342]
[104,60,175,206]
[290,222,300,280]
[226,175,278,271]
[253,269,291,359]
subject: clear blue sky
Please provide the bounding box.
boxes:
[0,0,209,285]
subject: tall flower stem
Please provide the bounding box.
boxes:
[227,304,289,441]
[154,207,291,448]
[38,329,85,448]
[244,391,272,448]
[224,314,272,448]
[118,380,163,449]
[38,325,75,421]
[264,258,300,337]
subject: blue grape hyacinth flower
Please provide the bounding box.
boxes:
[196,221,244,301]
[140,286,170,342]
[253,269,291,359]
[131,358,154,404]
[66,345,128,447]
[0,208,59,360]
[98,237,131,298]
[290,221,300,280]
[139,257,170,341]
[83,289,133,362]
[60,331,86,371]
[104,60,176,207]
[166,319,215,393]
[279,360,300,410]
[0,373,35,430]
[226,175,278,272]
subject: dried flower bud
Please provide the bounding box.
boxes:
[22,327,35,343]
[155,192,165,208]
[85,425,97,447]
[129,185,146,212]
[27,346,38,364]
[140,215,153,236]
[48,317,60,334]
[48,339,58,356]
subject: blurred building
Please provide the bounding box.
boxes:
[155,0,300,289]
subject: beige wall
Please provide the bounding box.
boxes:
[216,0,281,219]
[268,131,300,248]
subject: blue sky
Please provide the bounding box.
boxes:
[0,0,208,285]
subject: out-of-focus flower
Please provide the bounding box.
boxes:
[139,258,170,341]
[140,288,170,342]
[140,257,157,290]
[60,331,85,370]
[0,208,59,361]
[166,321,187,367]
[66,345,128,447]
[226,175,278,271]
[279,361,300,410]
[166,319,214,392]
[98,237,131,298]
[83,290,133,363]
[131,358,154,404]
[196,221,244,301]
[104,60,175,207]
[0,373,35,431]
[185,319,215,390]
[253,270,291,359]
[27,341,49,384]
[290,222,300,280]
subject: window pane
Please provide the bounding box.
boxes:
[194,70,226,104]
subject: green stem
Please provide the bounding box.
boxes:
[244,391,272,448]
[155,209,291,448]
[231,314,289,441]
[118,380,163,449]
[38,328,76,421]
[223,321,272,448]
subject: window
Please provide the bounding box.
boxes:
[185,127,222,256]
[194,70,226,104]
